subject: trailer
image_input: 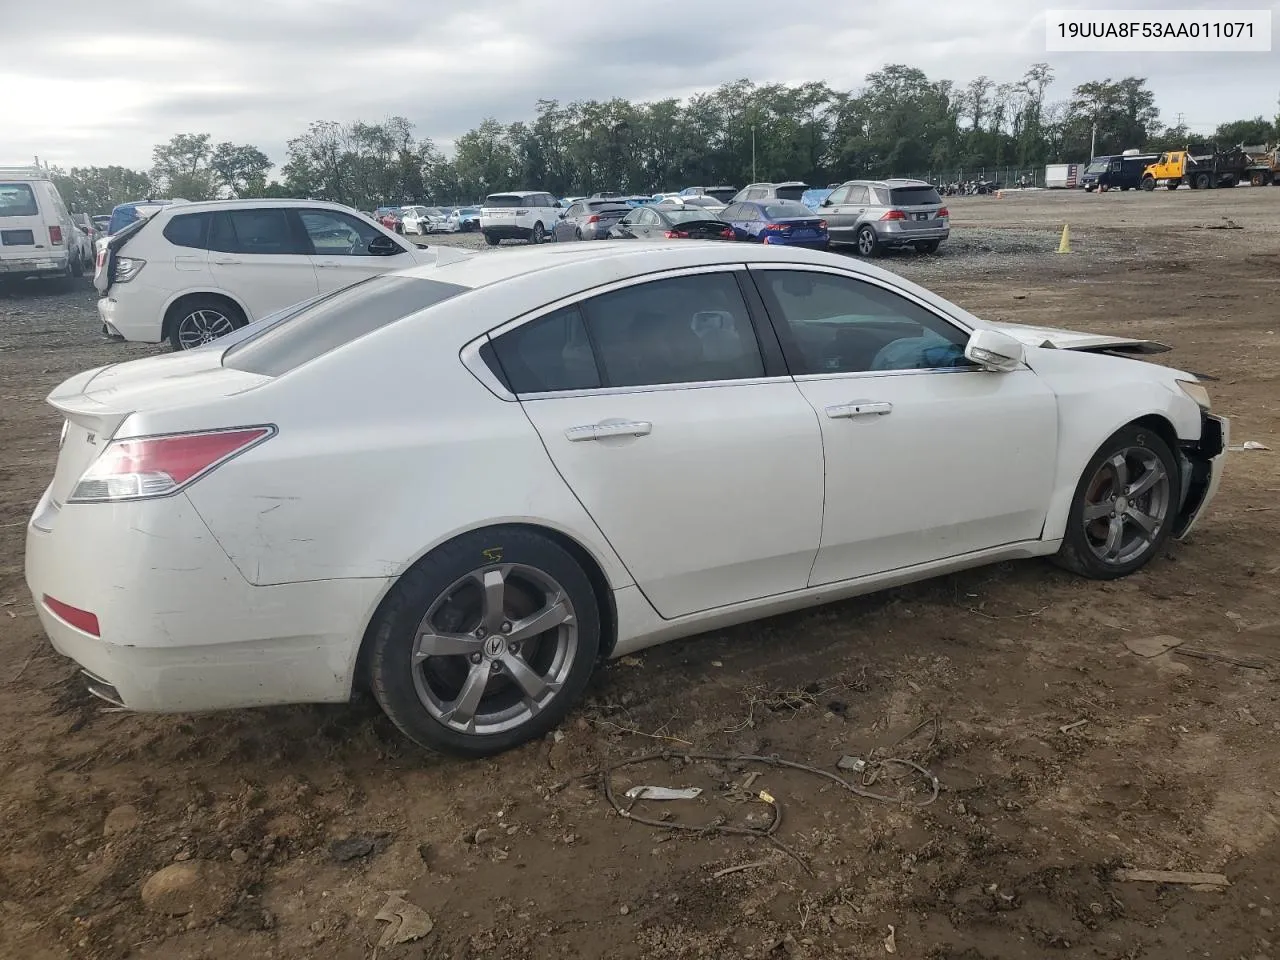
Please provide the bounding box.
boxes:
[1045,163,1080,189]
[1141,144,1248,191]
[1242,144,1280,186]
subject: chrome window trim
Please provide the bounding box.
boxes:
[519,375,788,402]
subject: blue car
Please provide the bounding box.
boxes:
[106,199,184,236]
[720,199,829,248]
[801,188,834,209]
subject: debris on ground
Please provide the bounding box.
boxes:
[1058,719,1089,734]
[102,803,140,836]
[1114,869,1229,886]
[884,924,897,954]
[374,890,433,947]
[624,785,703,801]
[1229,440,1270,451]
[329,835,377,862]
[1123,635,1184,658]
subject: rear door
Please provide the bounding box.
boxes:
[487,268,825,617]
[0,181,50,270]
[207,208,318,319]
[296,207,412,294]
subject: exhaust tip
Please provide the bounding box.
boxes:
[80,669,125,708]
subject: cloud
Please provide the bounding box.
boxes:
[5,0,1277,170]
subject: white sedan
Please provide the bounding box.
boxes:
[400,206,447,235]
[26,243,1227,757]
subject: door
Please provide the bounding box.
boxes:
[820,186,854,239]
[207,208,318,319]
[554,203,582,241]
[749,266,1059,586]
[487,269,825,618]
[630,208,661,238]
[295,208,411,294]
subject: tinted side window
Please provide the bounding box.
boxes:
[581,273,765,387]
[721,203,742,219]
[489,306,601,394]
[848,186,870,204]
[755,270,973,375]
[208,209,298,254]
[565,204,582,218]
[163,212,210,249]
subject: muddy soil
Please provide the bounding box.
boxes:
[1,187,1278,960]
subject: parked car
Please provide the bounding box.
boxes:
[609,205,734,240]
[400,206,447,235]
[801,187,834,209]
[655,195,726,213]
[93,198,464,350]
[819,179,949,256]
[480,191,562,245]
[680,185,738,204]
[105,199,187,242]
[552,199,633,241]
[729,182,810,203]
[374,207,405,234]
[91,215,112,233]
[26,242,1227,758]
[0,167,92,282]
[449,207,481,232]
[720,200,829,248]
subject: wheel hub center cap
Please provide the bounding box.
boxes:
[483,636,506,658]
[1115,496,1128,514]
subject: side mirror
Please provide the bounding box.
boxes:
[559,212,567,219]
[821,199,832,207]
[965,329,1025,372]
[368,235,403,256]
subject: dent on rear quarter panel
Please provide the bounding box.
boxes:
[1026,347,1201,543]
[183,326,632,590]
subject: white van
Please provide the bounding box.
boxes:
[0,168,91,282]
[479,190,561,246]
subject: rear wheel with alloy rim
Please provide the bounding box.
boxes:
[856,225,881,257]
[368,527,600,756]
[1055,425,1179,579]
[531,222,546,244]
[169,297,246,351]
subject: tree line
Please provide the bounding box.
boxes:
[49,64,1280,214]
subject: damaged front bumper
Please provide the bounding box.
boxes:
[1174,412,1228,539]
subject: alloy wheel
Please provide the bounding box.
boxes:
[1081,447,1171,566]
[857,228,875,255]
[411,564,577,735]
[177,309,235,349]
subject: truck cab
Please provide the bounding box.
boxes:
[1142,152,1186,190]
[1080,156,1118,191]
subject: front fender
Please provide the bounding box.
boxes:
[1026,348,1203,543]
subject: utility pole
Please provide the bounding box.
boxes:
[1176,111,1185,128]
[751,124,757,183]
[1090,123,1097,159]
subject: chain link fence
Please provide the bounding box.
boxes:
[902,167,1047,190]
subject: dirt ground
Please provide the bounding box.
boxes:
[1,187,1278,960]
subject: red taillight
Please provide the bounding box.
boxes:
[95,250,106,271]
[43,595,100,637]
[67,427,274,503]
[880,210,906,221]
[817,220,828,230]
[937,207,949,218]
[49,225,63,245]
[762,223,787,232]
[585,215,601,224]
[664,229,689,238]
[720,227,734,239]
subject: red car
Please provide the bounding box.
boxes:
[374,206,404,234]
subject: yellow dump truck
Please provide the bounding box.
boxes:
[1243,144,1280,186]
[1140,146,1248,190]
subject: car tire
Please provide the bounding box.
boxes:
[914,240,940,254]
[574,228,584,241]
[367,526,602,757]
[168,296,247,351]
[531,222,546,244]
[855,225,881,258]
[484,232,500,247]
[1053,424,1180,581]
[1141,178,1155,191]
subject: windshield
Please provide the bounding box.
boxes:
[764,201,814,218]
[223,274,469,376]
[888,186,942,206]
[667,208,721,223]
[587,202,630,213]
[1085,160,1110,174]
[483,195,528,208]
[0,183,39,217]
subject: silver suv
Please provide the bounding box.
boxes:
[818,179,949,256]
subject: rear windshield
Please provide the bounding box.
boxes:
[668,208,722,223]
[0,183,39,218]
[484,195,527,208]
[587,201,630,212]
[764,201,814,218]
[681,196,722,208]
[889,186,942,206]
[705,188,737,202]
[774,185,808,201]
[223,274,468,377]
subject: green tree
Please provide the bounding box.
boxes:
[1063,78,1159,157]
[1213,116,1275,146]
[49,165,152,213]
[150,133,218,200]
[210,142,272,197]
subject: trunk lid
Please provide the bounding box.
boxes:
[45,351,271,505]
[986,321,1171,355]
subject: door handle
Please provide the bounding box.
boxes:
[825,401,892,419]
[211,256,242,265]
[565,420,653,442]
[315,260,339,268]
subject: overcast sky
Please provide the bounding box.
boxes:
[5,0,1277,171]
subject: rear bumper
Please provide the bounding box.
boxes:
[482,224,535,240]
[97,291,165,343]
[25,487,388,712]
[762,235,829,248]
[0,253,70,276]
[875,223,950,245]
[1174,412,1228,540]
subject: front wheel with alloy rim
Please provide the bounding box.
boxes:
[1055,424,1179,580]
[856,225,881,257]
[367,527,601,757]
[169,297,246,351]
